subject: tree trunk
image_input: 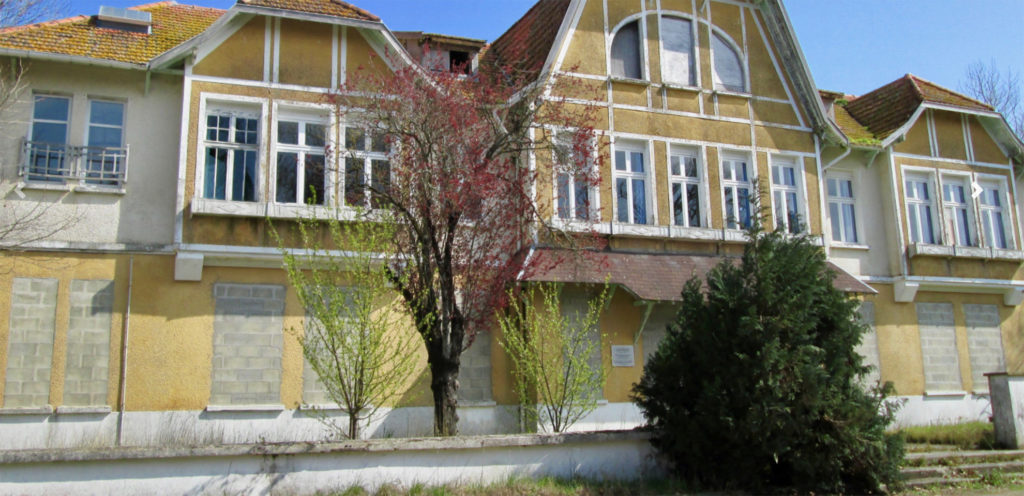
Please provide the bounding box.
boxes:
[348,410,359,440]
[430,356,460,436]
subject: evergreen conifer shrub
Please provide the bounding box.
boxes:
[632,223,904,494]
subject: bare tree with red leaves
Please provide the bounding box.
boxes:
[330,57,602,436]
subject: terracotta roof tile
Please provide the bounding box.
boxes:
[523,248,875,301]
[480,0,570,88]
[843,74,994,140]
[0,2,223,65]
[238,0,378,22]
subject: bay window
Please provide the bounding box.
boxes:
[721,155,752,229]
[613,142,649,225]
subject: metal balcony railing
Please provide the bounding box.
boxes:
[19,141,129,188]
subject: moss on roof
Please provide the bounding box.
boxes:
[238,0,378,22]
[0,2,223,65]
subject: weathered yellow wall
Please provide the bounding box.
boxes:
[278,19,333,88]
[600,289,644,402]
[194,17,266,81]
[894,118,932,156]
[0,253,128,409]
[867,286,1023,395]
[346,28,393,80]
[933,111,967,161]
[970,117,1008,165]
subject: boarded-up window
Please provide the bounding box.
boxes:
[712,32,744,92]
[661,17,694,86]
[964,304,1005,393]
[610,21,642,79]
[916,303,962,393]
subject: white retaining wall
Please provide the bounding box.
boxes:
[0,431,663,495]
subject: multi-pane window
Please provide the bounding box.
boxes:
[275,117,327,205]
[85,100,125,186]
[721,156,752,229]
[826,173,858,244]
[202,109,259,202]
[668,149,701,227]
[344,127,390,209]
[613,144,649,224]
[905,173,937,244]
[555,134,592,221]
[610,20,642,79]
[979,181,1010,249]
[940,176,975,247]
[27,94,71,181]
[771,161,802,234]
[661,17,695,86]
[711,32,745,92]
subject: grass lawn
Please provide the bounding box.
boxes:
[898,421,996,450]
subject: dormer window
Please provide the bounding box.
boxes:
[95,6,152,34]
[610,21,642,80]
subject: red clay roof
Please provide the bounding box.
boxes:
[480,0,570,87]
[843,74,994,141]
[0,2,223,65]
[523,248,875,301]
[238,0,379,21]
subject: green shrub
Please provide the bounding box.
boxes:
[632,223,904,494]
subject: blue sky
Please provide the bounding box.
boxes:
[71,0,1024,97]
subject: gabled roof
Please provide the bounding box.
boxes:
[844,74,994,141]
[237,0,378,22]
[0,2,223,66]
[479,0,571,87]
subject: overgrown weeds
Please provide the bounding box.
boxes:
[899,421,996,450]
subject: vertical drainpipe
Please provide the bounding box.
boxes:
[115,255,135,447]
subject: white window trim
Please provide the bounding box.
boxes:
[708,27,749,94]
[194,93,269,204]
[768,155,806,234]
[720,151,755,230]
[976,173,1015,250]
[550,128,600,222]
[937,171,977,248]
[611,139,655,225]
[340,123,390,210]
[270,102,335,207]
[903,168,940,246]
[825,170,864,246]
[666,143,706,228]
[607,15,647,81]
[84,97,126,148]
[657,13,698,89]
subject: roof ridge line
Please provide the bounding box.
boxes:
[330,0,380,22]
[0,13,88,35]
[905,73,926,102]
[909,73,995,111]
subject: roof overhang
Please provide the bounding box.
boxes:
[894,276,1024,306]
[0,47,145,71]
[521,248,875,303]
[879,103,1024,165]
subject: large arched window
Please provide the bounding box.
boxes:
[610,20,642,79]
[711,31,745,92]
[660,16,695,86]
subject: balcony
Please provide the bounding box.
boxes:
[19,141,129,190]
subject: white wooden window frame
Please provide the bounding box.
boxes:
[709,28,748,94]
[903,168,940,245]
[194,93,269,203]
[658,14,697,88]
[270,102,334,207]
[976,173,1015,250]
[768,156,806,234]
[608,16,647,81]
[551,129,599,222]
[720,152,754,230]
[825,171,862,245]
[612,140,654,225]
[666,144,705,228]
[938,172,977,247]
[341,124,391,209]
